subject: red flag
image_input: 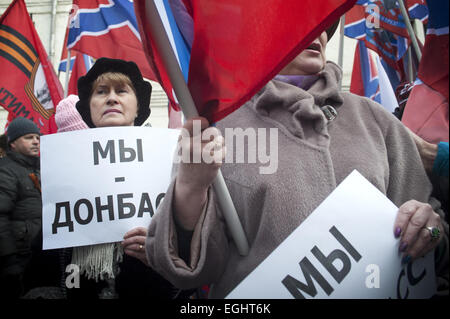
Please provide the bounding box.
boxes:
[416,0,448,101]
[135,0,357,123]
[0,0,62,134]
[68,52,85,96]
[401,82,448,143]
[402,0,449,143]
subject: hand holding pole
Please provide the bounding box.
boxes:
[143,0,249,256]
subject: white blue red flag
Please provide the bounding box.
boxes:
[58,24,94,74]
[129,0,192,116]
[345,3,411,73]
[135,0,358,123]
[379,58,402,93]
[67,52,94,95]
[59,50,93,76]
[58,54,76,73]
[376,55,400,113]
[350,41,381,103]
[349,0,428,37]
[351,40,400,113]
[67,0,153,81]
[370,0,427,37]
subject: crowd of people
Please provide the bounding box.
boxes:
[0,22,448,300]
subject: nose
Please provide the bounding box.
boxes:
[32,137,40,145]
[106,91,119,105]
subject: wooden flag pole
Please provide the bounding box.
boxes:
[144,0,249,256]
[337,15,346,90]
[397,0,422,61]
[64,49,71,98]
[407,47,414,83]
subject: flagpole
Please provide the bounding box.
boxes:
[144,0,249,256]
[397,0,422,61]
[407,47,414,83]
[64,49,71,98]
[338,15,346,90]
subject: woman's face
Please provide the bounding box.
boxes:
[89,74,138,127]
[279,31,328,76]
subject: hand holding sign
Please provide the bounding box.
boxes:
[122,227,149,266]
[41,126,180,249]
[394,200,444,264]
[226,171,437,299]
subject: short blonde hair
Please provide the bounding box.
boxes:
[90,72,136,96]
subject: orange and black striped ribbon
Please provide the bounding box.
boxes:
[28,172,41,194]
[0,24,37,78]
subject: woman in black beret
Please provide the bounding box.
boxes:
[56,58,188,299]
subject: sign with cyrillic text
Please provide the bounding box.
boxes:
[226,170,437,299]
[41,126,179,249]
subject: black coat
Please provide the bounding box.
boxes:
[0,151,60,298]
[0,151,42,275]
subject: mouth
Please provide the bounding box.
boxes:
[103,109,122,116]
[306,42,321,52]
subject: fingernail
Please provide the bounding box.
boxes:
[399,242,408,253]
[394,227,402,238]
[402,255,411,265]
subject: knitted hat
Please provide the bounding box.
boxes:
[55,95,89,132]
[76,58,152,128]
[6,117,40,144]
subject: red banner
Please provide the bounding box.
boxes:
[136,0,357,123]
[0,0,63,134]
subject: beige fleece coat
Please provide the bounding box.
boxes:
[146,62,449,298]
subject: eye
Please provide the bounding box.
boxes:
[95,86,108,94]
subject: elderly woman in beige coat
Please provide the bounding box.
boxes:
[146,28,449,298]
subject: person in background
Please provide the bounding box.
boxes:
[54,57,189,299]
[0,117,62,298]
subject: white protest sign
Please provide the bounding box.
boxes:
[226,170,437,299]
[41,126,179,249]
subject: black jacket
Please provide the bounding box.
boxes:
[0,151,41,277]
